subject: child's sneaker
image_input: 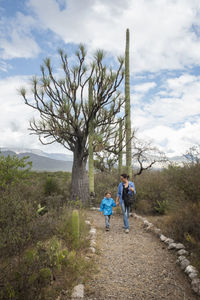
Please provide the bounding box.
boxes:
[125,228,129,233]
[106,227,110,231]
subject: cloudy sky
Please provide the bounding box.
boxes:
[1,0,200,157]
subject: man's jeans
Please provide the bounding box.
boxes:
[105,215,111,228]
[121,200,130,229]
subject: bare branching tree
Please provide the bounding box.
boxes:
[132,139,168,176]
[184,145,200,165]
[20,45,125,204]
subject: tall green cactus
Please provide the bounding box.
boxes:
[88,79,94,197]
[118,117,123,175]
[125,28,132,179]
[72,209,79,247]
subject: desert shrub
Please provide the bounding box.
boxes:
[155,202,200,272]
[134,170,169,214]
[0,208,92,300]
[0,188,36,257]
[134,162,200,272]
[166,164,200,203]
[154,199,169,215]
[0,237,90,300]
[0,154,31,190]
[43,176,60,196]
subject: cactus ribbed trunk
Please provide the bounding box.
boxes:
[72,209,79,248]
[118,118,123,175]
[88,79,94,198]
[125,28,132,179]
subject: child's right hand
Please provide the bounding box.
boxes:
[100,211,103,215]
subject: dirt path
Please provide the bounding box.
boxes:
[84,211,199,300]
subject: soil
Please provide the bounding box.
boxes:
[84,211,199,300]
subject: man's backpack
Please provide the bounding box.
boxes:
[123,185,135,207]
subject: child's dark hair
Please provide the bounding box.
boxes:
[120,173,129,179]
[105,191,112,196]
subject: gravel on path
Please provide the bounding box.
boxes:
[84,211,199,300]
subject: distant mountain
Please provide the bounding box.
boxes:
[0,147,187,172]
[0,147,73,162]
[0,150,73,172]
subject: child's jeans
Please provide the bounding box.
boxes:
[105,215,111,228]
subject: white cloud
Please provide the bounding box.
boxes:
[0,76,39,148]
[0,13,40,59]
[132,73,200,156]
[27,0,200,72]
[134,82,156,93]
[0,75,73,154]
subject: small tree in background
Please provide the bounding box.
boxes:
[0,153,32,190]
[184,144,200,165]
[132,139,168,176]
[20,46,124,204]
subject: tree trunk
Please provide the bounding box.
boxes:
[71,148,89,206]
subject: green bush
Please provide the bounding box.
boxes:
[0,209,92,300]
[134,162,200,272]
[0,154,31,190]
[43,176,60,196]
[0,189,36,256]
[154,199,169,215]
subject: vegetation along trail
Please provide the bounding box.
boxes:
[85,211,199,300]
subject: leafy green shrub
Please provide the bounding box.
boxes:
[134,170,169,214]
[154,199,169,215]
[155,202,200,272]
[0,154,31,190]
[0,209,92,300]
[43,176,60,196]
[0,189,36,256]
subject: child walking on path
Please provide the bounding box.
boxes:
[99,191,116,231]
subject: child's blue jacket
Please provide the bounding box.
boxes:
[117,181,136,205]
[99,197,116,216]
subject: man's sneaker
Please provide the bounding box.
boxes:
[125,228,129,233]
[106,227,110,231]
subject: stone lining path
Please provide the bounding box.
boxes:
[84,211,199,300]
